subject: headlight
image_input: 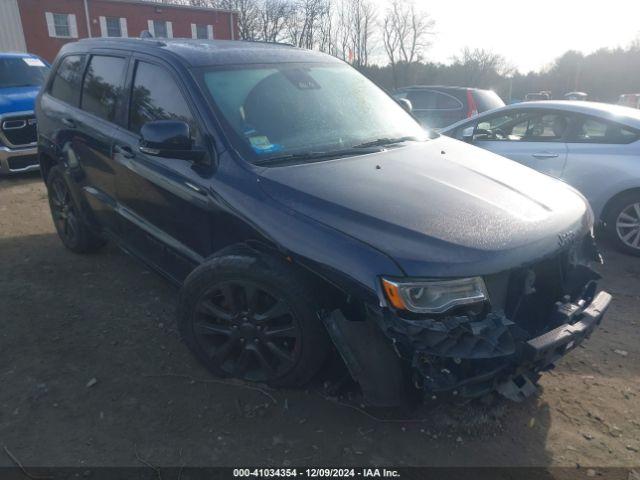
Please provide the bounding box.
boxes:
[381,277,488,314]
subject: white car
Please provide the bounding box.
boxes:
[441,101,640,256]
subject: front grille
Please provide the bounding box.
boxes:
[7,155,39,171]
[1,114,37,147]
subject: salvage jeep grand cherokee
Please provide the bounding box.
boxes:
[36,38,611,406]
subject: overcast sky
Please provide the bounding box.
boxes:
[370,0,640,72]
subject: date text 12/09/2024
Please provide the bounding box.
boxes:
[233,469,401,478]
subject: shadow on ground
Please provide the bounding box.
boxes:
[0,232,555,467]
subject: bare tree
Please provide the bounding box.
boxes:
[381,0,434,87]
[345,0,376,66]
[213,0,261,40]
[258,0,293,42]
[285,0,331,49]
[451,47,513,87]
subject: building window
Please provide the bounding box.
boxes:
[45,12,78,38]
[106,17,121,37]
[149,20,172,38]
[53,13,70,37]
[191,24,213,39]
[100,17,127,37]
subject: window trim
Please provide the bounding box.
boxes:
[100,16,128,38]
[148,19,173,39]
[191,23,214,40]
[45,12,78,38]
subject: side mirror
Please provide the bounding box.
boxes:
[139,120,205,162]
[462,126,475,142]
[397,98,413,114]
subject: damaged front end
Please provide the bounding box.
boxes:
[323,234,611,406]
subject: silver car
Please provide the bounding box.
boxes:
[441,101,640,256]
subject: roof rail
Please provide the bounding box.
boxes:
[77,36,166,47]
[242,39,295,48]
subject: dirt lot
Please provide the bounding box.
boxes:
[0,172,639,469]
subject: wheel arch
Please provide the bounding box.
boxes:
[196,240,375,325]
[38,150,58,181]
[600,187,640,226]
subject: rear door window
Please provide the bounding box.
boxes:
[436,92,463,110]
[50,55,85,106]
[80,55,127,122]
[568,116,640,144]
[474,111,570,141]
[129,61,196,135]
[407,90,438,110]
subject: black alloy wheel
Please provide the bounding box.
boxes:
[46,165,106,253]
[49,174,80,247]
[193,280,301,383]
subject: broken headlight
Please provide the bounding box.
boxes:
[381,277,488,314]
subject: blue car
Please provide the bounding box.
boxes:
[0,52,50,175]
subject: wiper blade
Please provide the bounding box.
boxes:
[253,148,377,166]
[352,136,420,149]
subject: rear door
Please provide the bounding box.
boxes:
[562,115,640,216]
[111,56,214,281]
[470,109,570,177]
[74,52,129,234]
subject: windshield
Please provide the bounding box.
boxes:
[0,56,49,89]
[198,62,428,164]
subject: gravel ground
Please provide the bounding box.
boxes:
[0,172,639,469]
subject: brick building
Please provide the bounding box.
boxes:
[0,0,239,62]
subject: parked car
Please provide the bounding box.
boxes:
[525,92,551,101]
[442,101,640,256]
[392,86,504,129]
[565,92,588,101]
[618,94,640,109]
[0,52,50,175]
[36,39,609,406]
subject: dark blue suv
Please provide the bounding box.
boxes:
[36,38,610,406]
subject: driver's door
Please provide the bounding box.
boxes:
[470,109,570,178]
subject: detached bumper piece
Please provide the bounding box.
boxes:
[411,290,611,402]
[525,290,610,364]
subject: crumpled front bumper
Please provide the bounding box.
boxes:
[323,286,610,406]
[402,290,611,402]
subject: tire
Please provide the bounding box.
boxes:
[604,192,640,256]
[178,249,329,387]
[47,165,106,254]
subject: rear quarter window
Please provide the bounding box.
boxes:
[570,116,640,144]
[49,55,85,106]
[436,92,463,110]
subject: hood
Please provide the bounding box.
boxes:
[0,86,39,115]
[257,137,591,277]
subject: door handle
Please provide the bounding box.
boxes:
[114,144,135,159]
[61,117,76,128]
[185,181,207,196]
[532,152,560,159]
